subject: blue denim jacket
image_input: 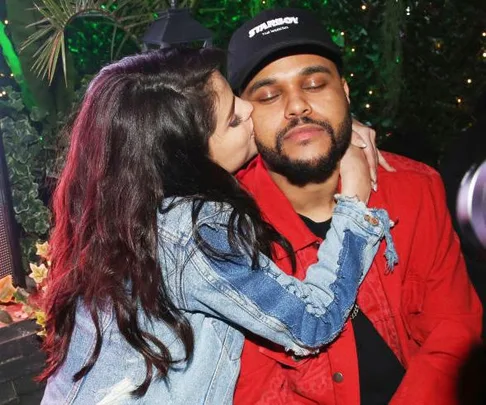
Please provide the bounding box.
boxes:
[42,196,396,405]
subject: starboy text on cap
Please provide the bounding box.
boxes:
[248,17,299,38]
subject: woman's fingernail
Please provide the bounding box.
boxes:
[372,182,378,192]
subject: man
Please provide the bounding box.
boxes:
[227,8,482,405]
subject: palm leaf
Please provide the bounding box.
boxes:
[47,32,63,82]
[109,24,117,60]
[31,39,54,79]
[113,32,131,60]
[21,0,161,85]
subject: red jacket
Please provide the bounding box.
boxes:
[235,152,482,405]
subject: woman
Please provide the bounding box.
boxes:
[40,47,395,404]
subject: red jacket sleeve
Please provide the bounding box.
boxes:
[391,170,482,405]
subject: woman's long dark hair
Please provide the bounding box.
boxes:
[40,47,294,396]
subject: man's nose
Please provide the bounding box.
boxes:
[284,92,312,120]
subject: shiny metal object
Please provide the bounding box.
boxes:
[457,160,486,248]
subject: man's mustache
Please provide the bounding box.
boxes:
[276,117,335,152]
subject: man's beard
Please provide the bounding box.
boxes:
[255,111,353,187]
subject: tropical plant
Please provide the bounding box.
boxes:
[21,0,201,84]
[0,77,91,267]
[0,86,53,264]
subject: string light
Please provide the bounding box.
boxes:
[467,79,472,84]
[368,90,373,95]
[341,31,345,36]
[457,98,462,104]
[351,47,356,52]
[361,5,367,10]
[406,6,411,16]
[3,20,8,25]
[483,52,486,58]
[482,32,486,37]
[365,103,371,109]
[9,73,13,77]
[350,73,355,77]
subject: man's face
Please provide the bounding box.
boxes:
[241,54,352,186]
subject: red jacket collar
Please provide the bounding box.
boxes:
[237,155,319,259]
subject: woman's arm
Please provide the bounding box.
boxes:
[161,197,396,356]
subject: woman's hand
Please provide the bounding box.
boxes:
[340,144,372,204]
[350,118,396,192]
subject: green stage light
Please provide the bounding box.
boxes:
[0,21,34,108]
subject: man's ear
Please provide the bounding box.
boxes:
[342,79,350,104]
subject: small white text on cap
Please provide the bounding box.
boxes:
[248,17,299,38]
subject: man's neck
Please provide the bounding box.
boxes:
[268,168,340,223]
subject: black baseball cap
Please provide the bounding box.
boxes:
[227,8,343,93]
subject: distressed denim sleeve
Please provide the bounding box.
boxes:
[170,197,396,355]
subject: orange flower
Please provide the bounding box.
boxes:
[0,275,16,303]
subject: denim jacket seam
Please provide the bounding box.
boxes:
[187,250,316,349]
[159,199,233,239]
[186,241,362,353]
[191,245,334,323]
[334,210,384,239]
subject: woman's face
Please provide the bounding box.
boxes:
[209,72,257,173]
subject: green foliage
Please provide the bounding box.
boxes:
[65,17,139,78]
[0,86,53,266]
[5,0,76,133]
[21,0,150,83]
[394,1,485,162]
[20,0,204,84]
